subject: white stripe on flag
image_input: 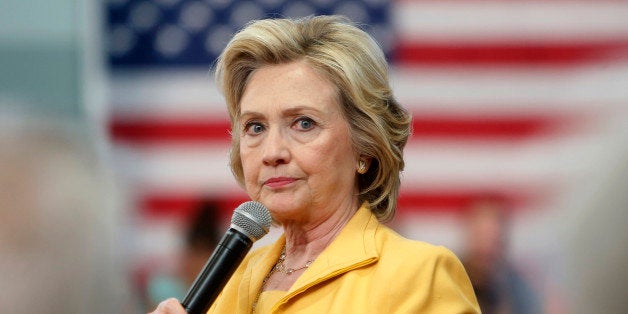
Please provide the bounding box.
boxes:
[395,1,628,42]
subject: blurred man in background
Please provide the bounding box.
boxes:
[144,200,222,310]
[462,197,541,314]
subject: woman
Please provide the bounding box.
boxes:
[151,15,480,313]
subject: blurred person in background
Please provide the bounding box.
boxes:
[145,201,222,310]
[462,197,541,314]
[151,15,479,313]
[566,151,628,314]
[0,112,126,313]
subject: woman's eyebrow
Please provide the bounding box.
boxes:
[281,106,324,117]
[239,111,263,121]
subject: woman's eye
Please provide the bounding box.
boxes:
[295,117,315,130]
[244,122,264,135]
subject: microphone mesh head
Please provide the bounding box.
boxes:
[231,201,272,241]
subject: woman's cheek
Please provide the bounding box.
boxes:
[242,166,261,195]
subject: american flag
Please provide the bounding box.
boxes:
[104,0,628,309]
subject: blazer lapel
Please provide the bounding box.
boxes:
[237,235,286,312]
[284,204,380,301]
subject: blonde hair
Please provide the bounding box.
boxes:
[215,15,411,222]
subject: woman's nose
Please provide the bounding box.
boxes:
[262,127,290,166]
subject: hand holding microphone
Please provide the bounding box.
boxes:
[149,201,271,314]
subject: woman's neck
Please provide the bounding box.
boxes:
[281,199,360,266]
[258,200,361,293]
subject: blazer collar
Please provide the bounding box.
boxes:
[240,203,380,310]
[284,203,380,303]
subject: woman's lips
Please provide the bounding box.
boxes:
[264,177,296,188]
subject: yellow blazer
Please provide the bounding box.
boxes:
[209,204,480,313]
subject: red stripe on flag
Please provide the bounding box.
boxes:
[109,118,232,142]
[393,40,628,66]
[139,188,540,220]
[140,193,250,219]
[410,115,561,139]
[109,113,574,143]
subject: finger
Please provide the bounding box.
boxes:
[150,298,184,314]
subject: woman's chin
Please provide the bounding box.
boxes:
[266,203,302,215]
[264,201,307,220]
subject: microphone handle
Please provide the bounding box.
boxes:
[181,228,253,314]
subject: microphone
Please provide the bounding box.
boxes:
[181,201,272,314]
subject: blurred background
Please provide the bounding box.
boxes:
[1,0,627,313]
